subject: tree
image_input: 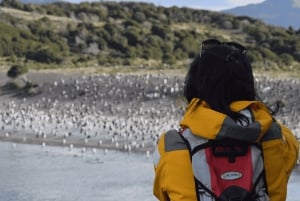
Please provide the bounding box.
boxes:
[162,53,176,65]
[151,24,171,39]
[132,11,146,23]
[280,53,294,65]
[0,0,24,10]
[124,27,142,46]
[25,47,65,64]
[143,47,163,60]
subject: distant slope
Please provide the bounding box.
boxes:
[222,0,300,29]
[4,0,300,29]
[0,0,63,4]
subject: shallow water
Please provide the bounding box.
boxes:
[0,142,299,201]
[0,142,155,201]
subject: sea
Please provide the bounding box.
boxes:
[0,141,299,201]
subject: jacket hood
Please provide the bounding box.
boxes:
[180,99,273,142]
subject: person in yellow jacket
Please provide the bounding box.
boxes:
[153,39,299,201]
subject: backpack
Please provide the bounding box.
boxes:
[179,128,270,201]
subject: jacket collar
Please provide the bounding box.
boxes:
[179,99,273,142]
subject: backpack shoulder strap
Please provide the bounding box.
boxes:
[178,129,218,201]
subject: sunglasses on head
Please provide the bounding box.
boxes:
[200,39,246,56]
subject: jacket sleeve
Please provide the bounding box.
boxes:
[262,123,299,201]
[281,125,299,177]
[153,133,170,201]
[153,131,197,201]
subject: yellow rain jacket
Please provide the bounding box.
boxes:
[153,99,299,201]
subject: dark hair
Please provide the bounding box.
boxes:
[183,44,256,122]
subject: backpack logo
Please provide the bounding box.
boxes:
[221,172,243,180]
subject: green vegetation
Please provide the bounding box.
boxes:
[0,0,300,73]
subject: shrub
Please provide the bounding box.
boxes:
[162,53,176,65]
[280,53,294,65]
[7,64,28,78]
[26,47,64,64]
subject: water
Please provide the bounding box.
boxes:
[0,142,299,201]
[0,142,156,201]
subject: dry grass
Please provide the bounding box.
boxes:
[0,7,105,27]
[0,7,73,22]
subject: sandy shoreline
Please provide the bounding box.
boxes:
[0,132,152,154]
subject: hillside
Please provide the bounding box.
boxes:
[222,0,300,29]
[0,0,300,73]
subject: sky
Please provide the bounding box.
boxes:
[94,0,267,11]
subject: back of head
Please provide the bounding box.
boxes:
[184,39,256,117]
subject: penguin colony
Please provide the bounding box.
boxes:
[0,72,299,155]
